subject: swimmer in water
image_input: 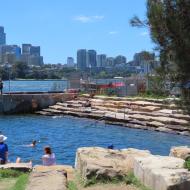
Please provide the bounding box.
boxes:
[24,140,37,147]
[30,140,37,147]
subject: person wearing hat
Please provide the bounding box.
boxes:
[0,135,8,164]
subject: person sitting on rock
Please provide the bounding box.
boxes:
[42,146,56,166]
[0,135,8,164]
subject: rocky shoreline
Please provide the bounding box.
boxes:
[36,95,190,136]
[2,146,190,190]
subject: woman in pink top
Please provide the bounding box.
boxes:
[42,146,56,166]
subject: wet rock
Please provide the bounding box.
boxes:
[134,155,190,190]
[170,146,190,160]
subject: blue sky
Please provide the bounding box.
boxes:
[0,0,153,64]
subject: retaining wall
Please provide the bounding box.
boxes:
[0,93,75,114]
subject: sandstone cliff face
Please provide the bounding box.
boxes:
[75,147,190,190]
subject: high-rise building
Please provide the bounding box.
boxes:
[0,45,21,64]
[96,54,107,67]
[30,46,40,56]
[133,51,155,66]
[22,44,32,54]
[67,57,74,67]
[106,57,115,67]
[87,50,97,68]
[0,26,6,45]
[114,55,127,65]
[77,49,87,70]
[21,44,43,66]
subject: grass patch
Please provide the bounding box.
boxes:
[125,172,151,190]
[184,158,190,171]
[0,169,24,178]
[10,174,29,190]
[0,169,29,190]
[77,171,151,190]
[67,181,78,190]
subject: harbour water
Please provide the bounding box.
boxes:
[0,115,190,166]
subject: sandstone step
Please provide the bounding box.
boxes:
[26,165,68,190]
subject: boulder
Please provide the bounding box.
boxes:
[26,165,68,190]
[134,155,190,190]
[75,147,150,181]
[170,146,190,160]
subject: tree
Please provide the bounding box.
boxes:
[12,62,29,79]
[130,0,190,111]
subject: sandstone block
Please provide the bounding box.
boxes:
[134,155,190,190]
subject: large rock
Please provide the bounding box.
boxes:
[26,165,68,190]
[75,147,150,181]
[134,155,190,190]
[170,146,190,160]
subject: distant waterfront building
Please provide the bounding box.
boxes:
[106,57,115,67]
[67,57,74,67]
[0,26,6,45]
[77,49,87,70]
[22,44,32,55]
[30,46,40,56]
[96,54,106,67]
[133,51,155,66]
[87,50,97,68]
[0,45,21,64]
[21,44,43,66]
[114,55,127,65]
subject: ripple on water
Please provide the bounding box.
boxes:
[0,115,190,165]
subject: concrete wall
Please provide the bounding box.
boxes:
[0,93,75,114]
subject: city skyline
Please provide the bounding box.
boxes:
[0,0,153,64]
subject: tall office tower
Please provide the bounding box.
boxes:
[87,50,97,68]
[133,51,155,66]
[1,45,21,64]
[106,57,115,67]
[96,54,107,67]
[77,49,87,70]
[67,57,74,67]
[114,55,127,65]
[0,26,6,45]
[22,44,32,54]
[21,44,43,66]
[30,46,40,56]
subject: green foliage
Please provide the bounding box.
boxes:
[12,62,29,79]
[10,174,29,190]
[125,172,151,190]
[0,169,23,178]
[184,158,190,171]
[67,181,78,190]
[130,0,190,112]
[138,91,168,99]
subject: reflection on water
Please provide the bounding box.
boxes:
[0,115,190,166]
